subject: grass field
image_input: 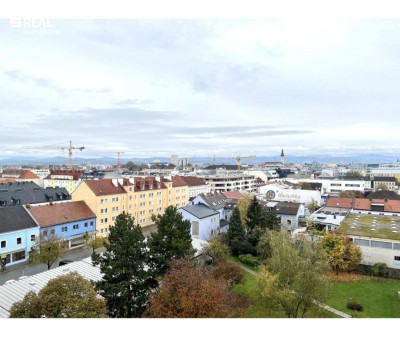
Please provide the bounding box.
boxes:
[234,272,339,318]
[326,276,400,318]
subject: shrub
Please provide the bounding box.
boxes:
[346,300,363,312]
[351,311,366,318]
[230,239,257,256]
[372,262,389,278]
[210,261,245,289]
[238,254,261,268]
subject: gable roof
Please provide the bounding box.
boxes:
[18,170,39,180]
[180,204,219,219]
[0,182,70,207]
[325,197,353,209]
[179,176,207,187]
[197,193,227,210]
[45,169,84,181]
[367,190,400,200]
[27,201,96,227]
[84,179,127,196]
[222,190,243,199]
[171,176,189,187]
[1,169,39,180]
[274,202,301,215]
[0,206,38,234]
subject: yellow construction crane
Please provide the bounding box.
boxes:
[21,140,84,170]
[61,140,85,170]
[229,155,256,170]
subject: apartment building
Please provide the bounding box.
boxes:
[196,173,257,193]
[178,176,210,199]
[0,169,40,186]
[72,176,188,236]
[72,179,127,236]
[43,170,84,194]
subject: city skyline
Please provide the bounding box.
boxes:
[1,18,400,158]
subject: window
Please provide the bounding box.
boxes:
[43,230,48,236]
[30,235,36,242]
[73,224,79,230]
[371,240,392,249]
[287,220,292,225]
[192,221,199,236]
[84,222,88,228]
[61,226,68,233]
[50,229,55,235]
[12,250,25,262]
[354,238,369,246]
[17,237,22,245]
[395,256,400,261]
[90,221,94,226]
[1,240,6,248]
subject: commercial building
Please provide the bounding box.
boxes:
[196,173,257,193]
[26,201,96,249]
[0,206,39,267]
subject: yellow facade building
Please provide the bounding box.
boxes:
[72,176,189,236]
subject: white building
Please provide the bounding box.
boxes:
[196,173,257,193]
[178,204,220,241]
[259,184,323,207]
[178,176,210,199]
[299,178,365,194]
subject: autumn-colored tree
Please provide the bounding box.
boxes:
[375,183,388,191]
[29,234,66,270]
[256,231,330,318]
[320,232,362,274]
[307,200,319,213]
[145,259,248,318]
[237,194,252,230]
[10,272,107,318]
[201,237,230,265]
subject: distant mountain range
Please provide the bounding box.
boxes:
[0,154,400,166]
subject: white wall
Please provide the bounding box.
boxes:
[178,208,220,241]
[259,185,322,206]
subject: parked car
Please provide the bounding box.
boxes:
[58,260,74,266]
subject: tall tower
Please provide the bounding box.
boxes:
[280,149,285,165]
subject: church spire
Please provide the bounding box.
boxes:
[280,149,284,164]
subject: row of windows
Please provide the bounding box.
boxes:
[1,235,36,249]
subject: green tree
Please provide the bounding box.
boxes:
[321,232,362,274]
[307,200,319,213]
[256,231,330,318]
[147,205,194,278]
[372,262,389,277]
[338,190,365,198]
[264,210,281,231]
[125,161,137,171]
[29,234,66,270]
[236,194,252,231]
[202,237,230,265]
[10,272,107,318]
[246,196,266,235]
[92,212,154,318]
[345,171,363,179]
[83,232,105,252]
[226,207,253,256]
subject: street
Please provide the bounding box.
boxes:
[0,224,157,285]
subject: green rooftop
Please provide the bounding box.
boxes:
[337,213,400,241]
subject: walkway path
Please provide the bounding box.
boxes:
[238,264,352,318]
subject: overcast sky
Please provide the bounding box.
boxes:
[1,18,400,159]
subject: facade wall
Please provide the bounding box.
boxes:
[178,209,220,241]
[300,179,365,194]
[198,175,257,193]
[351,236,400,269]
[44,178,82,194]
[0,227,39,266]
[188,185,210,198]
[259,185,322,206]
[40,218,96,249]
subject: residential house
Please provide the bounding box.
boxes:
[178,204,220,241]
[178,176,210,200]
[43,170,84,194]
[0,182,70,207]
[26,201,96,249]
[0,169,40,186]
[0,206,39,267]
[372,176,397,191]
[72,179,127,236]
[264,201,305,232]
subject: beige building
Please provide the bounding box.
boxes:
[43,170,84,194]
[72,176,189,236]
[0,169,40,186]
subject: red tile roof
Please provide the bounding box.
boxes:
[27,201,96,227]
[19,170,39,180]
[45,170,84,180]
[171,176,188,187]
[179,176,207,187]
[85,179,127,196]
[353,198,370,210]
[222,191,243,199]
[325,197,353,209]
[384,200,400,213]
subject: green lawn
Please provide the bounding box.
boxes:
[326,277,400,318]
[234,272,339,318]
